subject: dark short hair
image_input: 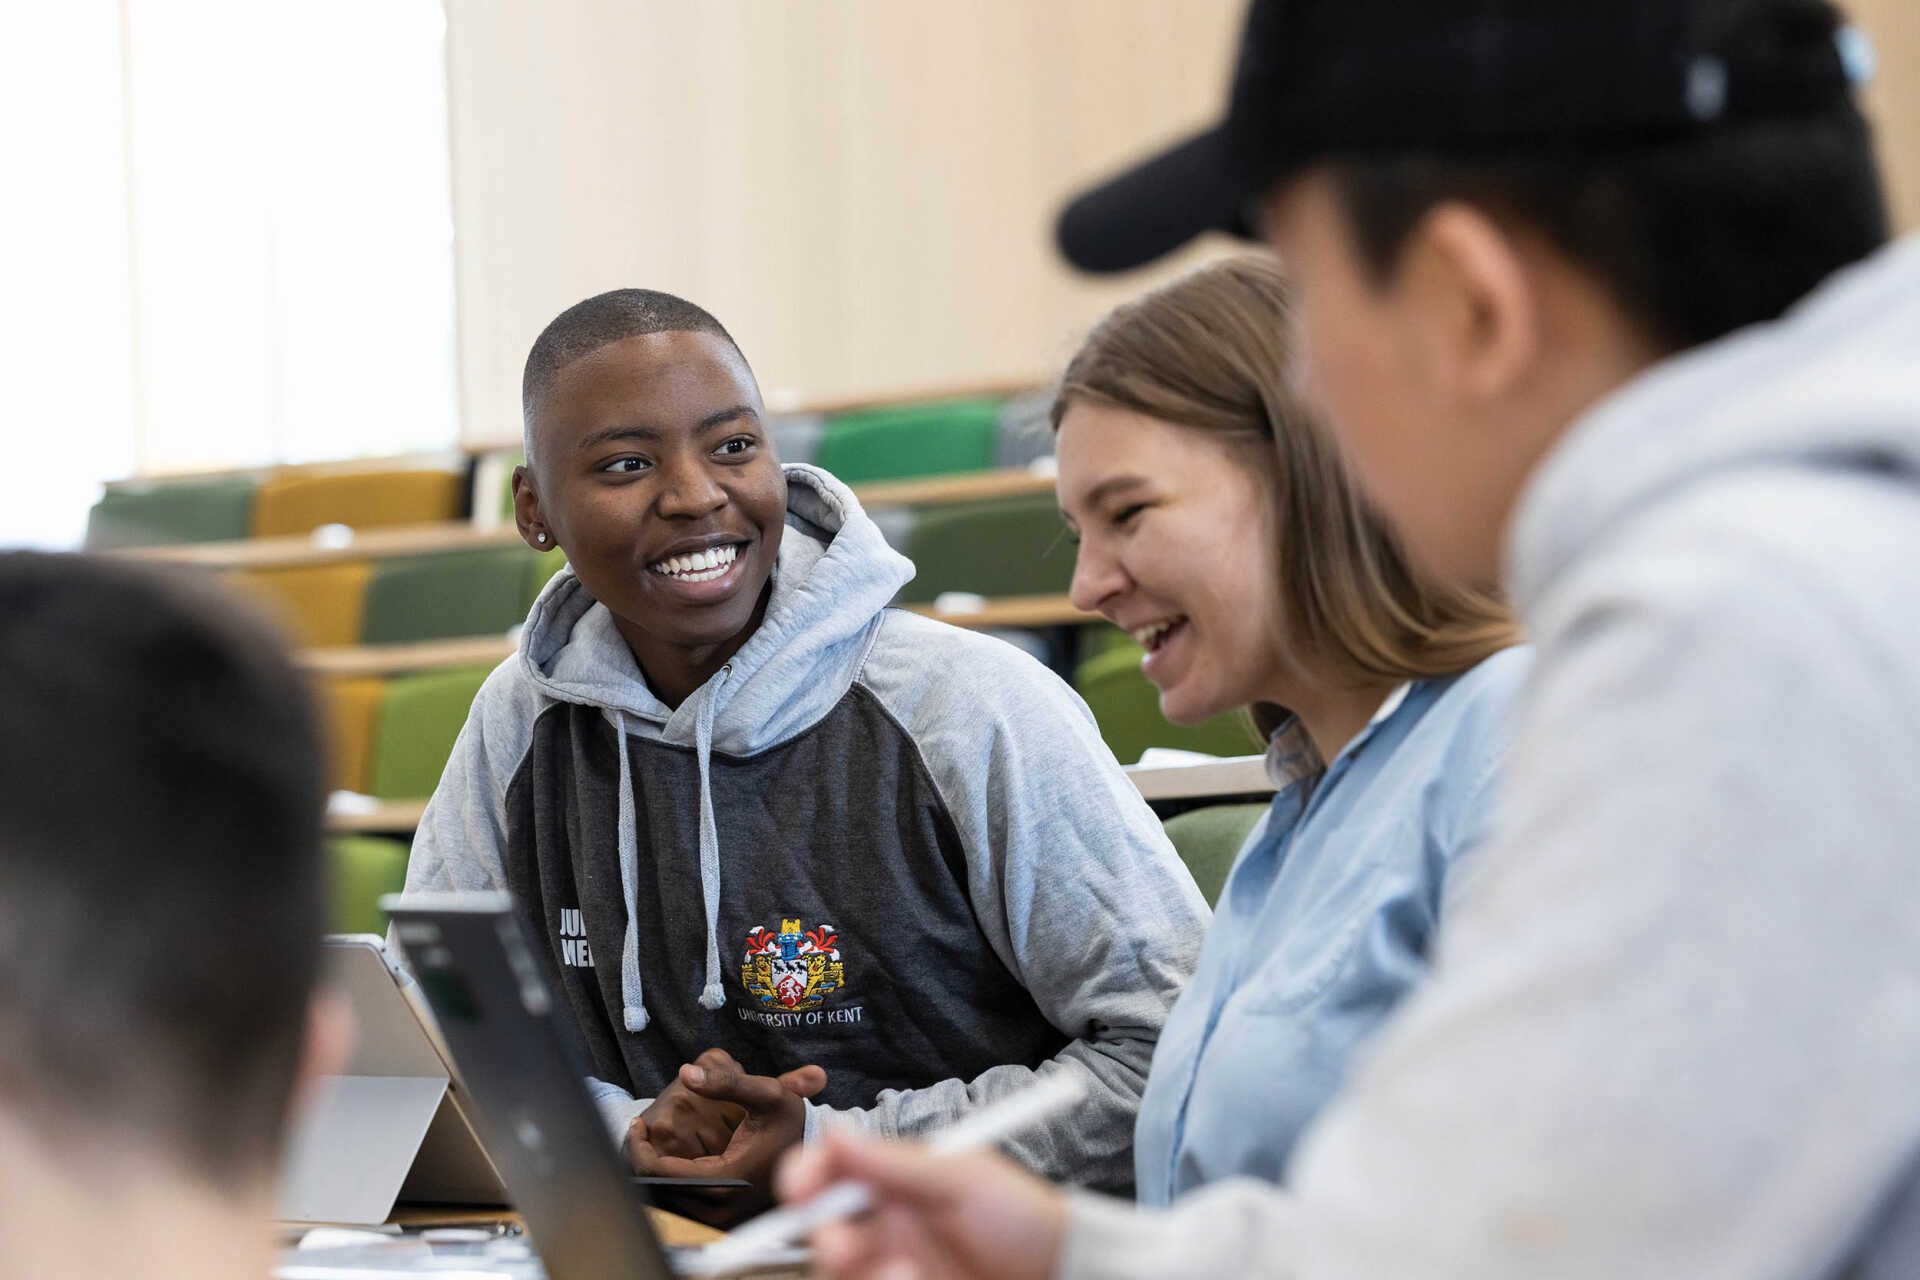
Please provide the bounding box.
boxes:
[0,553,326,1190]
[1330,105,1888,351]
[521,288,746,460]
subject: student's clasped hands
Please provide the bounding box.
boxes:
[624,1047,827,1223]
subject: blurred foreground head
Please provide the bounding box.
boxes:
[0,552,327,1192]
[1059,0,1888,587]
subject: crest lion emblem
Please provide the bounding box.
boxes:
[742,918,844,1011]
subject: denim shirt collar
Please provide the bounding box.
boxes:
[1263,681,1415,791]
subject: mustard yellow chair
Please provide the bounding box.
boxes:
[250,469,465,537]
[223,561,373,648]
[317,675,388,794]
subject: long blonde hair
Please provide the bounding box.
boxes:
[1052,255,1520,737]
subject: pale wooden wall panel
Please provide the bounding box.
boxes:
[1847,0,1920,234]
[445,2,1917,450]
[444,0,1242,448]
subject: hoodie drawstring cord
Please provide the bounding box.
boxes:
[612,669,730,1033]
[693,667,728,1010]
[613,709,648,1032]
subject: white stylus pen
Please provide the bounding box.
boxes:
[681,1071,1087,1275]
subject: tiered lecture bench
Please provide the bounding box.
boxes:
[115,463,1277,840]
[121,469,1090,678]
[327,755,1275,837]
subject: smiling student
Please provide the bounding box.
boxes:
[397,288,1208,1212]
[1052,256,1525,1202]
[776,1,1920,1276]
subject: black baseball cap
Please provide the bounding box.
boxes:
[1057,0,1871,273]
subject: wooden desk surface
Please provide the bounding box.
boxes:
[300,634,518,677]
[328,797,430,832]
[852,467,1054,509]
[125,521,526,570]
[385,1204,722,1248]
[292,595,1094,677]
[1124,754,1274,801]
[330,753,1272,835]
[898,592,1092,629]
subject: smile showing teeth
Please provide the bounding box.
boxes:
[649,543,740,582]
[1132,619,1182,651]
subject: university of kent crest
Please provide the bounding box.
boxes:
[742,919,844,1011]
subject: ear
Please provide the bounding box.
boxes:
[511,464,555,552]
[1403,202,1540,407]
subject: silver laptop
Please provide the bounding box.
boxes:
[279,934,506,1224]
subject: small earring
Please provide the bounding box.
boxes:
[536,532,548,544]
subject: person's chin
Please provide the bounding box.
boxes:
[1152,676,1230,727]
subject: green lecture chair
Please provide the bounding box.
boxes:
[367,664,494,800]
[360,547,541,644]
[1161,803,1269,907]
[329,835,412,934]
[84,479,257,548]
[1074,643,1260,765]
[815,399,1001,484]
[896,493,1075,605]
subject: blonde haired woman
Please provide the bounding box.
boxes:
[779,256,1529,1276]
[1055,254,1525,1202]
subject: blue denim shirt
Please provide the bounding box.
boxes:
[1133,646,1530,1204]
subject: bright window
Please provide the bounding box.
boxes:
[1,1,457,549]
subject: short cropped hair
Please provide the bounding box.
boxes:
[521,288,745,460]
[1331,105,1888,352]
[0,553,326,1190]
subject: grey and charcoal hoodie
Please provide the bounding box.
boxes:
[399,464,1208,1189]
[1060,236,1920,1276]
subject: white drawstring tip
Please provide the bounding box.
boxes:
[697,982,726,1011]
[624,1005,650,1032]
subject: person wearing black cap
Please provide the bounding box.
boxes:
[775,2,1920,1277]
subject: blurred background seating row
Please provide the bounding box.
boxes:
[90,394,1057,552]
[96,383,1272,932]
[312,628,1254,807]
[322,794,1266,935]
[88,465,467,548]
[226,547,565,648]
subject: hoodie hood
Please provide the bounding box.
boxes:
[512,463,916,1029]
[519,463,916,746]
[1510,234,1920,615]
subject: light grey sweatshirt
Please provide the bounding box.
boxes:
[1062,236,1920,1277]
[398,465,1208,1190]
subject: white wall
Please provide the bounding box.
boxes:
[443,1,1920,452]
[442,0,1244,448]
[1848,0,1920,233]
